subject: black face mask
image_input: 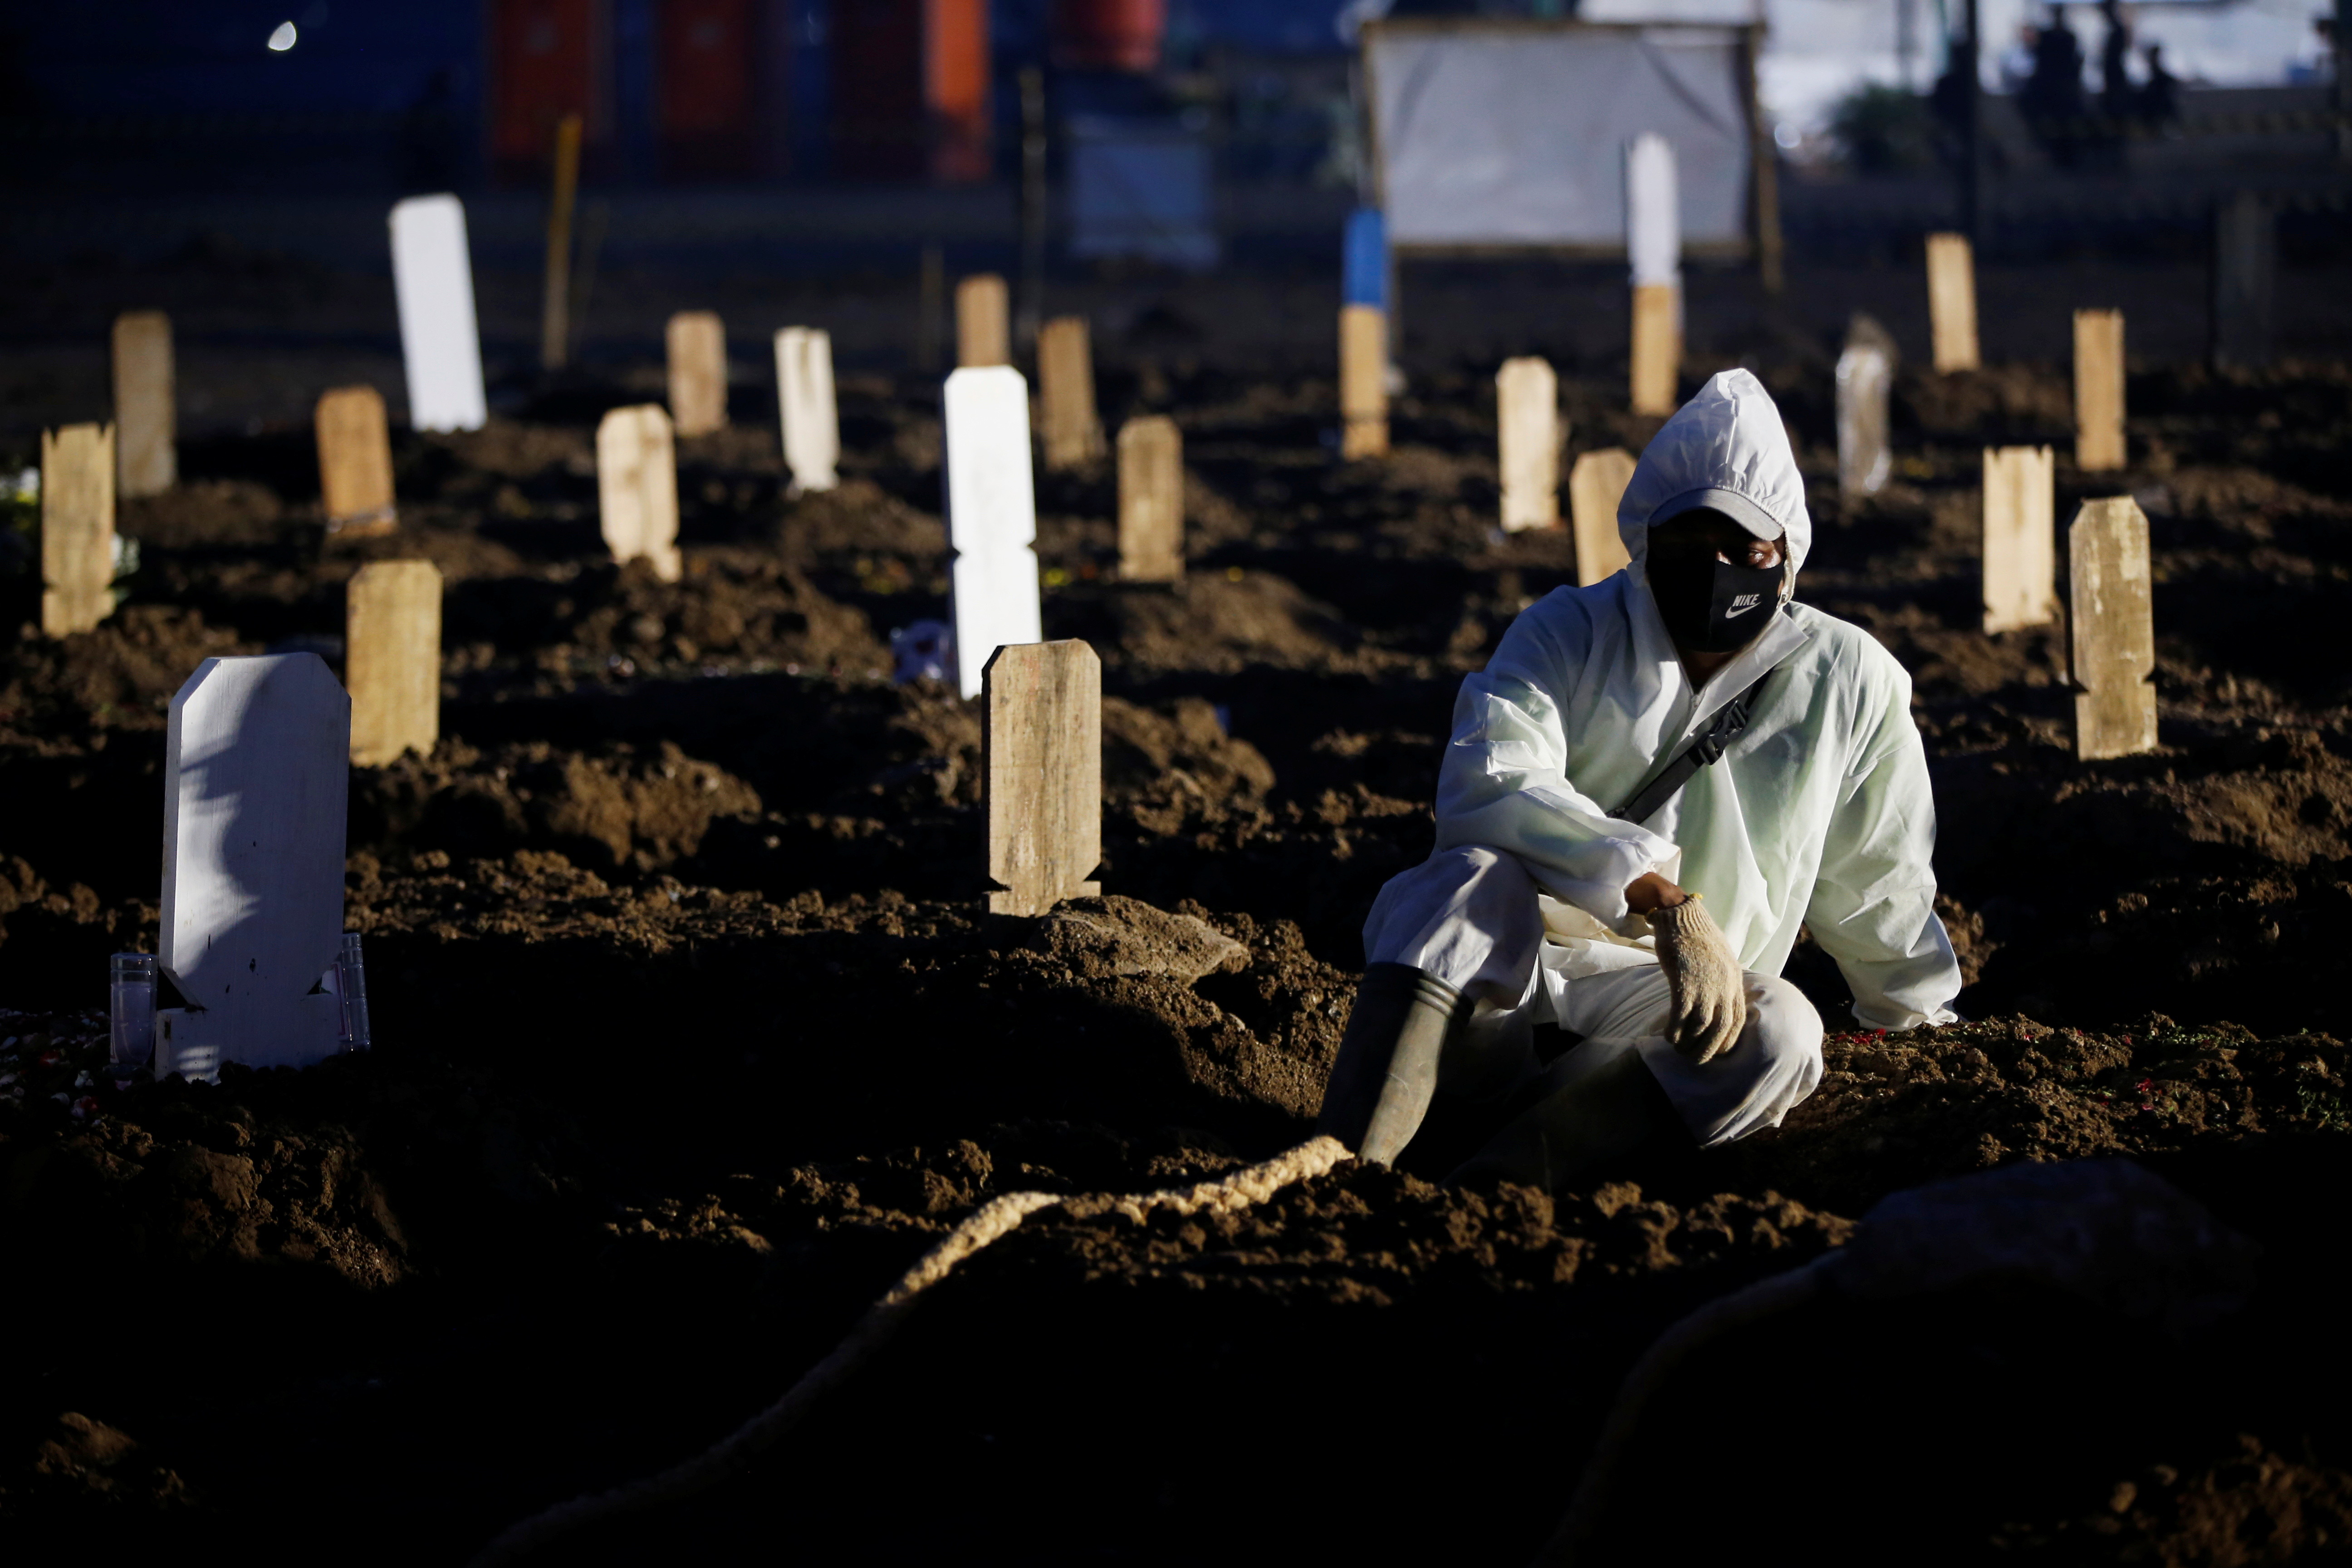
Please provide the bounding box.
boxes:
[1646,551,1784,652]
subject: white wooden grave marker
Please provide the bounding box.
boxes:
[944,367,1043,700]
[316,386,398,535]
[667,310,729,437]
[1926,232,1980,373]
[1981,446,2058,634]
[1038,316,1106,469]
[597,405,683,583]
[1117,415,1184,582]
[2069,496,2158,761]
[347,560,443,766]
[984,640,1102,917]
[1568,448,1637,588]
[1627,132,1681,417]
[41,423,117,637]
[957,274,1010,369]
[112,310,176,498]
[1496,356,1559,531]
[1340,304,1388,459]
[390,194,488,433]
[157,654,351,1080]
[774,327,840,492]
[1836,314,1896,498]
[2074,309,2126,472]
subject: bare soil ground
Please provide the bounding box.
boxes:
[3,339,2350,1563]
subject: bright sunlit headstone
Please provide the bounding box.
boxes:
[597,405,683,583]
[944,367,1043,701]
[1982,445,2058,634]
[157,654,350,1080]
[774,327,840,492]
[1836,314,1896,499]
[390,195,488,433]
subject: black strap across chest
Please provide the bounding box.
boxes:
[1609,672,1772,825]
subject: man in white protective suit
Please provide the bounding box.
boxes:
[1315,369,1961,1191]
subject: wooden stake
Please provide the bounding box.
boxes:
[597,405,682,583]
[956,274,1010,369]
[1836,314,1896,498]
[2073,309,2126,471]
[1981,445,2058,633]
[2068,496,2158,761]
[774,327,840,493]
[1037,316,1105,468]
[984,639,1102,917]
[112,311,175,498]
[1117,415,1184,582]
[1926,232,1980,372]
[316,386,397,536]
[1568,449,1637,588]
[1629,283,1680,416]
[158,653,350,1078]
[1340,304,1387,460]
[1496,357,1559,531]
[666,311,729,436]
[541,113,583,372]
[346,560,443,766]
[39,422,116,637]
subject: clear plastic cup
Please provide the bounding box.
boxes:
[336,932,371,1052]
[109,953,156,1075]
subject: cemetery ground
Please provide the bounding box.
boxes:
[4,342,2352,1563]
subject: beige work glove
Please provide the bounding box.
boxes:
[1649,896,1748,1065]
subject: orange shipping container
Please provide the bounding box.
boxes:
[489,0,609,180]
[831,0,989,182]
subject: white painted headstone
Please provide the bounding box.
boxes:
[1836,315,1897,498]
[1626,133,1680,291]
[157,655,351,1080]
[390,194,488,433]
[775,327,840,493]
[944,367,1043,701]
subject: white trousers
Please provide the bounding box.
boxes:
[1362,845,1825,1148]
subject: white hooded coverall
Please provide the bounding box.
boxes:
[1367,370,1962,1147]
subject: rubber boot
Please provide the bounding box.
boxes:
[1445,1047,1683,1193]
[1316,963,1474,1166]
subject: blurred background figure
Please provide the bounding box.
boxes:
[2023,4,2089,166]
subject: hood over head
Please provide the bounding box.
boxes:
[1617,369,1813,583]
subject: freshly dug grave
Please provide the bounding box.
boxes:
[2,352,2351,1563]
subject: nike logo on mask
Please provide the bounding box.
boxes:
[1724,593,1764,618]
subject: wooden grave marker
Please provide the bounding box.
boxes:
[1339,304,1388,460]
[390,194,487,432]
[40,422,117,637]
[957,274,1010,369]
[157,653,351,1080]
[2074,309,2126,471]
[2068,496,2158,761]
[1038,316,1106,469]
[346,560,443,766]
[1981,445,2058,633]
[1117,415,1184,582]
[1836,314,1896,498]
[666,311,729,437]
[983,640,1102,917]
[1627,132,1682,416]
[1568,448,1637,588]
[2213,192,2274,371]
[774,327,840,493]
[316,386,398,536]
[1496,356,1560,532]
[944,367,1044,699]
[596,405,683,583]
[112,310,176,498]
[1926,232,1980,372]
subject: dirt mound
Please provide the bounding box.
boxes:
[0,605,254,734]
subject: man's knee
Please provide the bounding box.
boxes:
[1744,974,1826,1086]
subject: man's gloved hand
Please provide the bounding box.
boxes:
[1649,895,1747,1063]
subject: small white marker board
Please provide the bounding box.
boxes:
[1496,357,1559,531]
[1836,316,1896,498]
[984,640,1102,917]
[158,654,351,1079]
[390,194,488,433]
[774,327,840,492]
[597,405,683,583]
[1982,445,2058,634]
[944,367,1043,700]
